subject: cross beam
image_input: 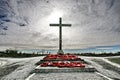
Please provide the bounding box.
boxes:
[50,17,71,54]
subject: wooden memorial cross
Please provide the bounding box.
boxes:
[50,17,71,54]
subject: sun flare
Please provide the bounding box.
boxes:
[48,10,63,23]
[45,9,64,36]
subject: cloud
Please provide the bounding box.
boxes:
[96,48,113,50]
[0,0,120,49]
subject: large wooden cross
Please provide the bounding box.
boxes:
[50,17,71,54]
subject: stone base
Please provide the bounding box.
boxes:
[57,50,64,55]
[31,67,96,73]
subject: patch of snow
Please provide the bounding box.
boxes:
[102,58,120,68]
[0,60,7,67]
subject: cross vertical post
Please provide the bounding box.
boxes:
[50,17,71,54]
[59,18,63,54]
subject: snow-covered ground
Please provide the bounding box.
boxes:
[84,57,120,80]
[102,58,120,68]
[0,56,44,80]
[0,56,120,80]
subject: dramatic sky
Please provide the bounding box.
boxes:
[0,0,120,51]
